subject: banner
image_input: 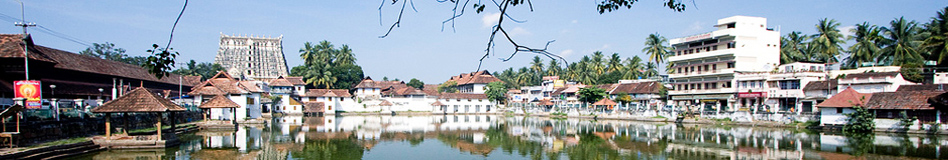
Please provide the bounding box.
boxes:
[14,80,42,109]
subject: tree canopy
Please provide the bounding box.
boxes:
[290,40,364,89]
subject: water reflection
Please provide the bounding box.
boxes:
[74,115,948,159]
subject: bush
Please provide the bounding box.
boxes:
[843,106,875,133]
[897,111,917,131]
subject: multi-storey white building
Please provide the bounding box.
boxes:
[668,15,781,111]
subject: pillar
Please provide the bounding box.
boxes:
[156,113,162,140]
[105,113,111,139]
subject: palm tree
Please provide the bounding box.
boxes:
[644,62,659,78]
[336,44,356,65]
[881,17,927,66]
[780,31,808,64]
[515,67,533,87]
[643,33,671,65]
[590,51,606,75]
[846,22,884,68]
[300,42,318,65]
[925,7,948,67]
[529,56,545,85]
[623,56,644,79]
[315,40,336,65]
[607,53,623,72]
[546,59,562,78]
[809,18,846,63]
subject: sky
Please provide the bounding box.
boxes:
[0,1,946,83]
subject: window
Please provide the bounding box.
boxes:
[328,106,332,110]
[704,65,709,71]
[712,64,717,70]
[727,62,735,68]
[247,70,252,75]
[712,45,718,50]
[750,81,757,88]
[726,23,735,28]
[690,66,695,72]
[293,106,296,110]
[837,108,843,113]
[727,42,736,48]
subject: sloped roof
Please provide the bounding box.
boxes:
[447,70,501,85]
[286,77,306,85]
[605,82,662,94]
[422,84,440,96]
[288,98,302,105]
[803,79,838,91]
[92,87,187,113]
[0,34,194,87]
[897,84,948,92]
[238,81,266,92]
[593,98,617,106]
[431,101,444,106]
[816,87,871,108]
[268,76,295,87]
[439,93,488,99]
[865,91,943,110]
[303,102,324,113]
[843,72,900,80]
[379,100,393,106]
[188,71,255,95]
[304,89,352,97]
[198,95,240,108]
[537,99,554,106]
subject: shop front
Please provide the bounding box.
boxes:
[737,92,766,112]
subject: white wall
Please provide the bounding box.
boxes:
[435,98,494,114]
[820,107,853,125]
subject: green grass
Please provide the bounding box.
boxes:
[651,115,666,119]
[30,137,89,148]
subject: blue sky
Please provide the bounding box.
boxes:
[0,1,945,83]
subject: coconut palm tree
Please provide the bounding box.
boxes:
[846,22,884,68]
[925,7,948,67]
[643,33,671,65]
[590,51,606,75]
[810,18,846,63]
[881,17,928,66]
[547,59,562,78]
[299,42,318,65]
[335,44,356,65]
[623,56,644,79]
[529,56,545,85]
[780,31,808,64]
[607,53,623,72]
[644,62,659,78]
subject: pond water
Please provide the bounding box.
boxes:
[72,115,948,160]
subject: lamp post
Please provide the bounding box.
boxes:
[98,88,104,104]
[49,84,58,121]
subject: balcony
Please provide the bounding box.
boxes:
[669,48,739,62]
[670,68,735,78]
[669,88,736,95]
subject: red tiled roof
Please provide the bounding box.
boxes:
[285,77,306,85]
[188,71,257,95]
[0,34,194,87]
[537,99,554,106]
[379,100,393,106]
[592,98,617,106]
[92,87,187,113]
[865,91,943,110]
[304,102,324,113]
[803,79,837,91]
[897,84,948,92]
[816,87,871,108]
[268,76,295,87]
[431,101,444,106]
[446,70,501,85]
[199,95,240,108]
[238,81,266,92]
[842,72,900,80]
[438,93,488,99]
[422,84,440,96]
[304,89,352,97]
[602,82,662,94]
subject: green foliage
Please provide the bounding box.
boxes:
[407,78,424,89]
[843,132,875,156]
[643,33,672,65]
[291,40,363,89]
[843,106,876,133]
[143,44,179,79]
[927,122,942,134]
[485,81,508,104]
[897,111,918,130]
[596,0,686,13]
[614,93,632,106]
[79,42,149,66]
[172,60,225,80]
[577,87,607,106]
[437,81,458,93]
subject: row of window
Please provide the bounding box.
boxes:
[675,62,735,74]
[675,81,732,90]
[446,105,493,112]
[676,42,736,56]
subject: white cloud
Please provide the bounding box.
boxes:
[571,20,578,24]
[839,25,856,38]
[599,44,611,51]
[508,27,531,37]
[560,49,575,58]
[481,12,501,28]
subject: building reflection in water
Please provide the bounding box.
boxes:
[74,115,948,160]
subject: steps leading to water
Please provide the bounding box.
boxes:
[0,140,104,160]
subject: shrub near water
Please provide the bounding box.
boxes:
[844,106,875,133]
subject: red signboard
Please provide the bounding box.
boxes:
[684,33,713,42]
[737,92,766,98]
[14,80,42,109]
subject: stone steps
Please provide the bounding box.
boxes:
[0,140,103,160]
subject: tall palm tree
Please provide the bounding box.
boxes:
[925,7,948,67]
[515,67,533,87]
[315,40,336,65]
[846,22,884,68]
[529,56,545,85]
[780,31,808,64]
[590,51,606,75]
[546,59,562,78]
[623,56,644,79]
[644,62,659,78]
[336,44,356,65]
[643,33,672,65]
[809,18,846,63]
[607,53,623,72]
[300,42,318,65]
[881,17,928,66]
